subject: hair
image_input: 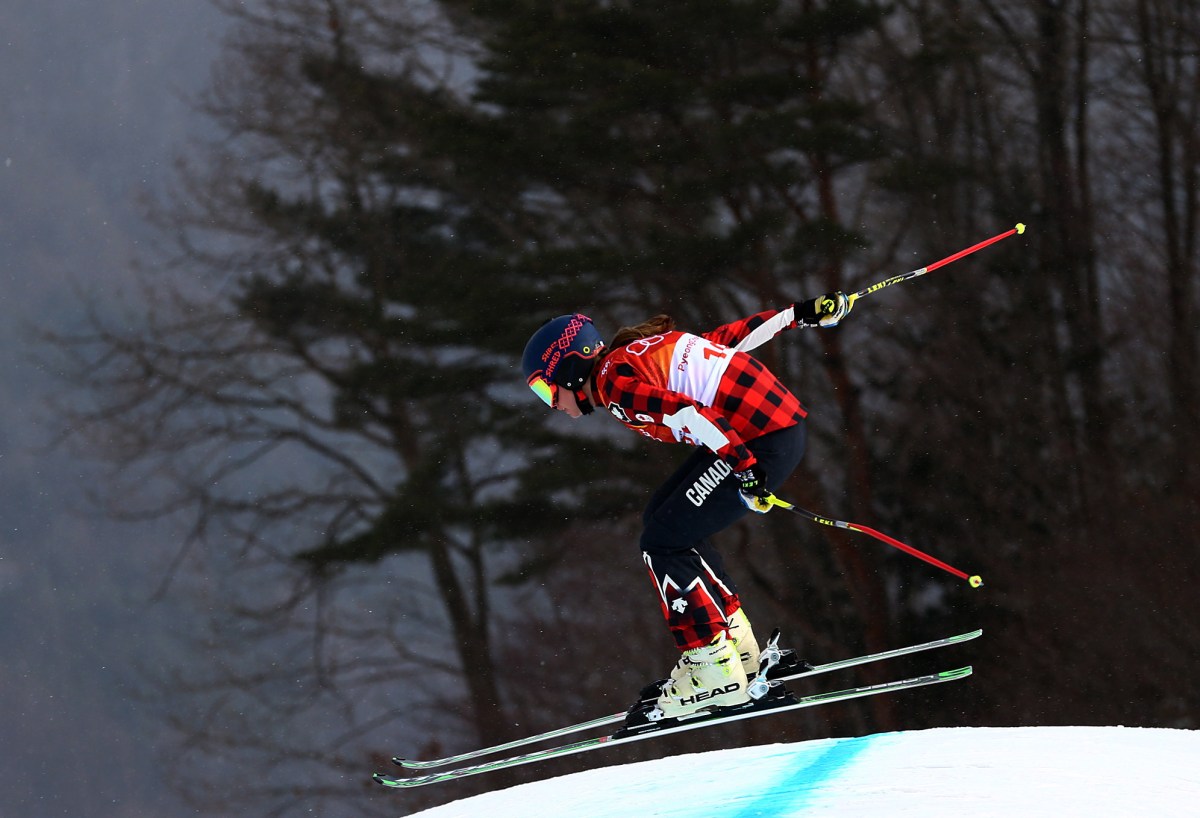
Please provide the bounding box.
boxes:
[607,314,676,350]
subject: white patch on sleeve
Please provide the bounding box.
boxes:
[732,307,795,352]
[663,404,730,451]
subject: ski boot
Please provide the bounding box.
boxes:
[726,606,761,676]
[653,631,749,719]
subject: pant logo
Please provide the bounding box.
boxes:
[684,460,732,507]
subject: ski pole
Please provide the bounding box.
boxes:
[765,495,983,588]
[848,223,1026,308]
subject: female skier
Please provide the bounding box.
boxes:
[521,294,852,718]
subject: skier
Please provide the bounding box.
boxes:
[521,294,852,718]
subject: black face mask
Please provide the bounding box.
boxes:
[574,389,595,416]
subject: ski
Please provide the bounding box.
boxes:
[374,665,972,788]
[393,628,981,771]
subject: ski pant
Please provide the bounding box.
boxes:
[639,422,807,651]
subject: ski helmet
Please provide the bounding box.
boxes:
[521,314,605,407]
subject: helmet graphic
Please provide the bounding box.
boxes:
[522,314,605,406]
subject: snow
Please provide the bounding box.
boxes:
[406,726,1200,817]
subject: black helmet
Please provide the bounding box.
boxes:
[522,314,605,405]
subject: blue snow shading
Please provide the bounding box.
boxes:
[728,734,879,818]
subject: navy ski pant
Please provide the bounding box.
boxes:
[639,422,806,650]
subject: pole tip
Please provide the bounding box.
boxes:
[1015,223,1026,234]
[968,575,984,588]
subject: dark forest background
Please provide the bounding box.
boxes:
[47,0,1199,815]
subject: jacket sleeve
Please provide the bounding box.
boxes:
[702,307,799,353]
[604,362,756,471]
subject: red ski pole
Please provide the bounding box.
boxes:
[848,223,1026,307]
[766,496,983,588]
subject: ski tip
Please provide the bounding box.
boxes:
[373,773,398,787]
[391,757,407,767]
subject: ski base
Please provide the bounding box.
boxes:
[374,665,973,788]
[392,628,981,772]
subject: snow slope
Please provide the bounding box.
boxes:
[406,726,1200,817]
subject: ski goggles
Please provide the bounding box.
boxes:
[527,374,558,408]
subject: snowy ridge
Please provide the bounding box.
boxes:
[407,726,1200,817]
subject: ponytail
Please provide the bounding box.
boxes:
[608,314,676,349]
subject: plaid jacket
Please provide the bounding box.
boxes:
[592,307,807,472]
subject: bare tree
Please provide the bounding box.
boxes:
[47,3,565,813]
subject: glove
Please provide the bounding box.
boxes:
[795,292,852,327]
[734,464,773,514]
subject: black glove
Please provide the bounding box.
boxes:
[795,292,852,327]
[734,464,770,498]
[734,464,773,514]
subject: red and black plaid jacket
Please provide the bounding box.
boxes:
[592,307,806,472]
